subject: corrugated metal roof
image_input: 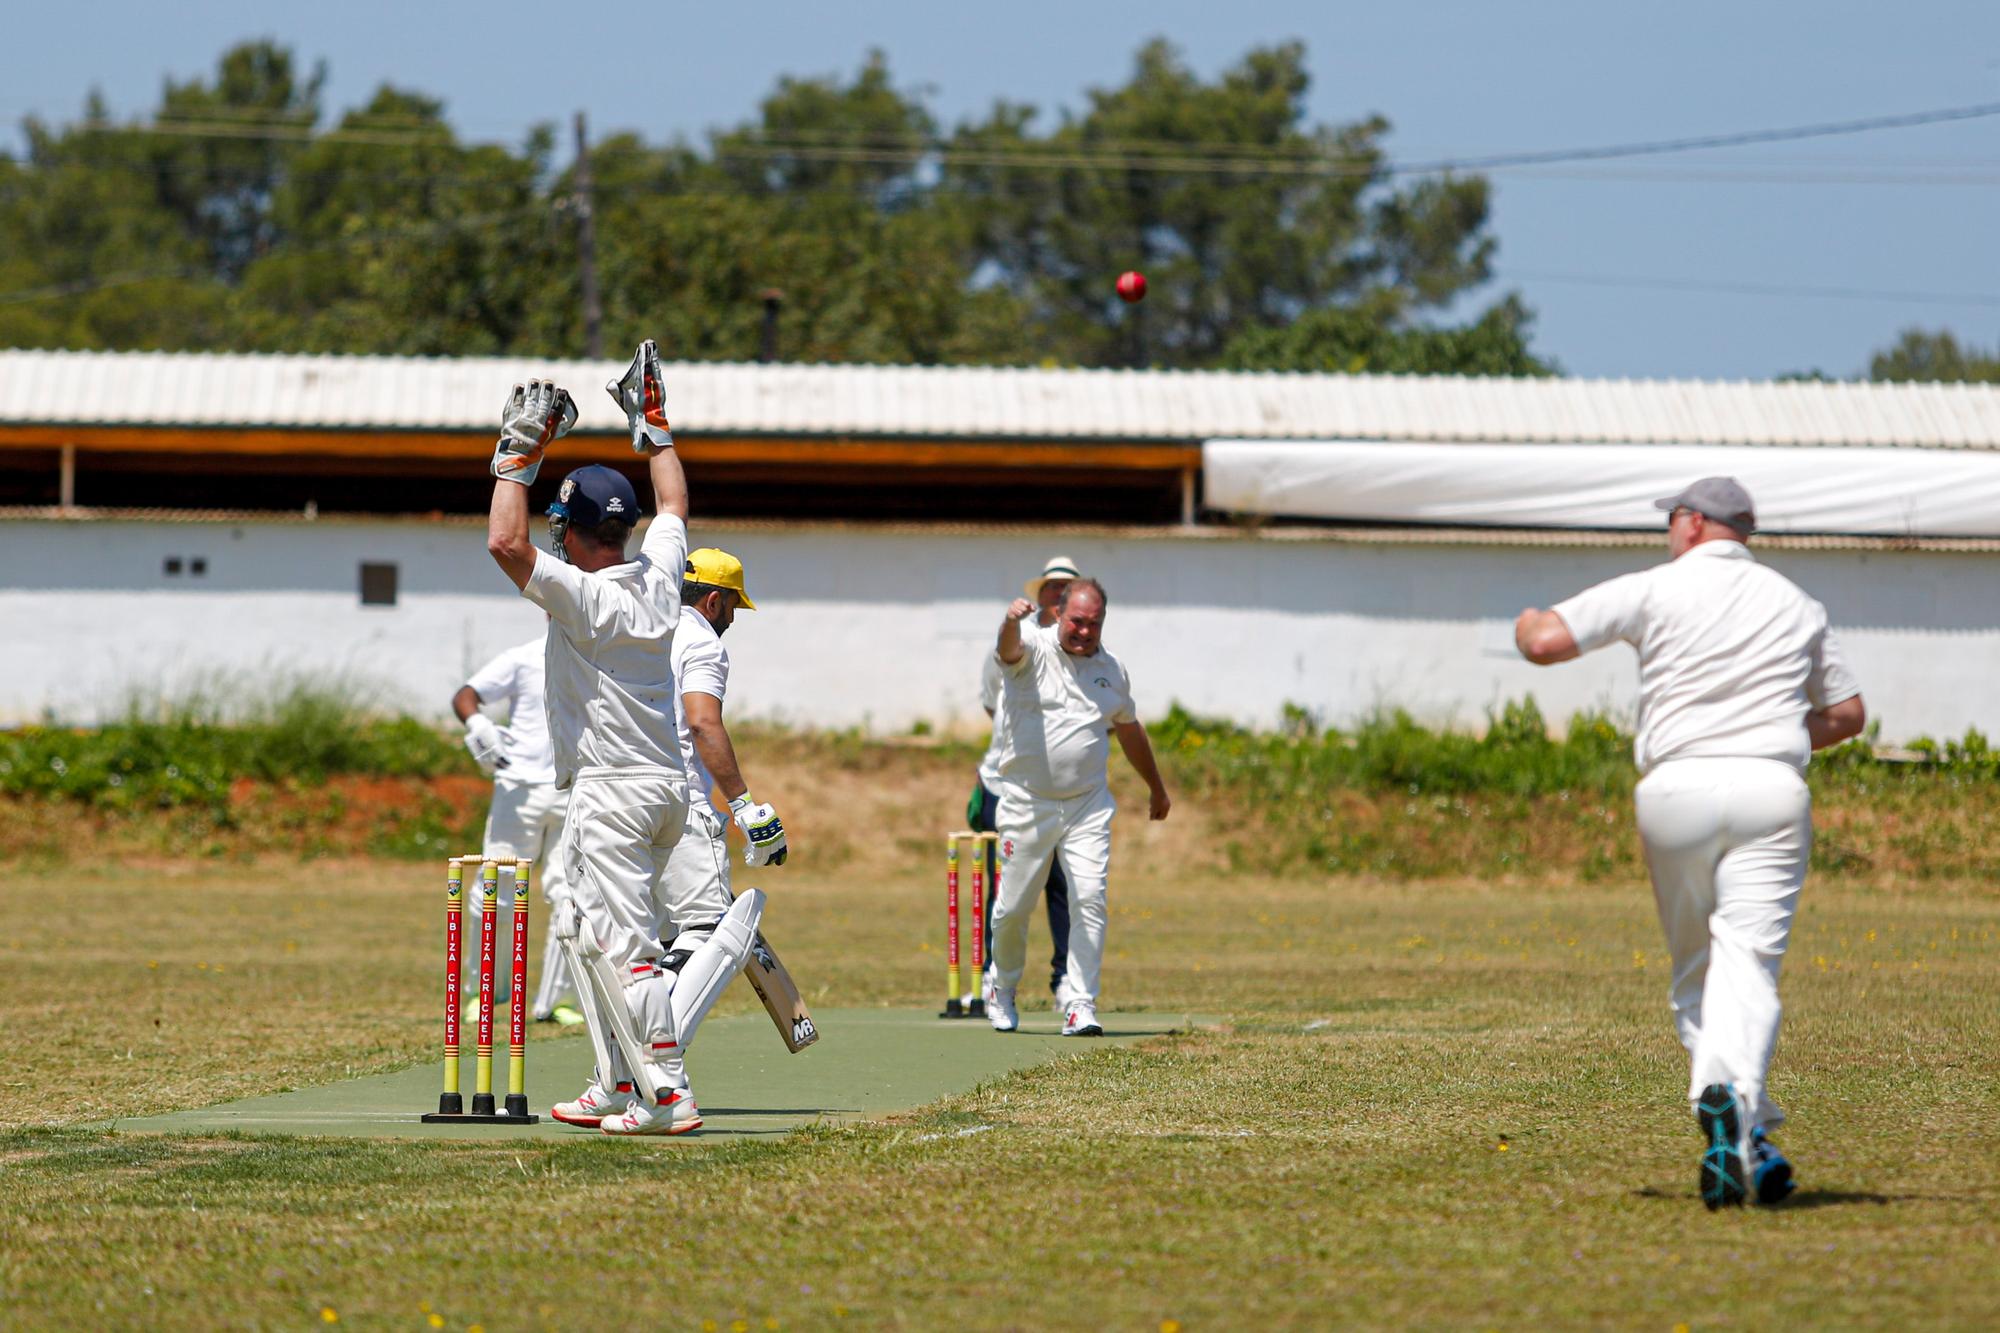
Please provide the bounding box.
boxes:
[5,505,1995,553]
[2,348,1998,448]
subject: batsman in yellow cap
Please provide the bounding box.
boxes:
[657,547,782,952]
[644,547,815,1051]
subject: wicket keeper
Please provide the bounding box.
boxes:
[484,346,764,1136]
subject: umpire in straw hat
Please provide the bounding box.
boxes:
[1514,476,1866,1209]
[967,557,1079,1007]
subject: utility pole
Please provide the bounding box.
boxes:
[574,111,603,359]
[760,289,784,364]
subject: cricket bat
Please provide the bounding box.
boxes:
[742,931,819,1053]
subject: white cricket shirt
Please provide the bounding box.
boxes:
[522,514,690,789]
[977,618,1050,788]
[994,625,1137,799]
[464,637,559,785]
[1553,540,1861,775]
[671,604,731,809]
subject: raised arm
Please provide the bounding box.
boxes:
[1114,720,1171,821]
[609,340,687,521]
[649,442,688,521]
[486,379,577,591]
[998,597,1035,664]
[488,480,538,590]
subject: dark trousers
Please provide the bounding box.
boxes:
[969,777,1070,995]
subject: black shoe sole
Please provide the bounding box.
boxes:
[1696,1083,1748,1210]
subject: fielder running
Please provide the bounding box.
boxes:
[983,577,1171,1036]
[1515,477,1866,1208]
[656,547,789,959]
[968,554,1078,1007]
[452,635,581,1025]
[484,346,763,1137]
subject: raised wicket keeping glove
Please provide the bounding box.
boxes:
[730,795,789,867]
[606,339,674,452]
[461,713,508,773]
[490,379,579,486]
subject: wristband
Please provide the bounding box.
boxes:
[729,794,752,814]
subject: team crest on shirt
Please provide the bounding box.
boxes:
[1002,839,1014,858]
[1094,677,1111,688]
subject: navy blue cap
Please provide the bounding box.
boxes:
[549,465,640,530]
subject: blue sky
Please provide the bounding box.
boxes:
[7,0,1997,379]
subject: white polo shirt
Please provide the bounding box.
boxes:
[464,637,558,786]
[994,626,1137,800]
[522,514,690,790]
[1553,540,1861,775]
[671,604,730,811]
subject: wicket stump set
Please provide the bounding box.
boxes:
[422,855,539,1124]
[940,830,998,1018]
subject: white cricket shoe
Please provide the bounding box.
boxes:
[549,1081,632,1128]
[982,971,1019,1032]
[1061,1000,1104,1037]
[600,1089,703,1137]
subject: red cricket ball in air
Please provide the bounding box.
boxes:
[1115,270,1147,303]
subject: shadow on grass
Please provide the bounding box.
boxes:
[1780,1188,1900,1209]
[1633,1185,1901,1209]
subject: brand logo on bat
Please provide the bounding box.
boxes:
[792,1016,817,1044]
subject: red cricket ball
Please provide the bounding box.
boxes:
[1115,270,1147,303]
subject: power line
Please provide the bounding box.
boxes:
[1505,165,2000,187]
[14,98,1999,183]
[1500,268,2000,308]
[0,204,544,307]
[1399,101,2000,174]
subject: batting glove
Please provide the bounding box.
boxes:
[550,892,582,943]
[730,795,789,867]
[490,379,579,486]
[461,714,508,773]
[606,339,674,453]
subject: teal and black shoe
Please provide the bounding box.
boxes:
[1749,1126,1796,1205]
[1695,1083,1748,1210]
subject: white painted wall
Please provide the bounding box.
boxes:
[2,516,1994,744]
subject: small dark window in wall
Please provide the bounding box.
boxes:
[163,557,183,576]
[190,557,207,576]
[360,562,399,607]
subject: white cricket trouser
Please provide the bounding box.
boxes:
[991,784,1114,1006]
[560,769,689,1091]
[1634,757,1811,1132]
[560,770,688,970]
[475,777,574,1016]
[655,803,734,946]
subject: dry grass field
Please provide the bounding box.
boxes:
[1,737,1997,1328]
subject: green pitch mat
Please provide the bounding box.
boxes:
[111,1008,1191,1141]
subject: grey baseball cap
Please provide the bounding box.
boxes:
[1653,476,1756,533]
